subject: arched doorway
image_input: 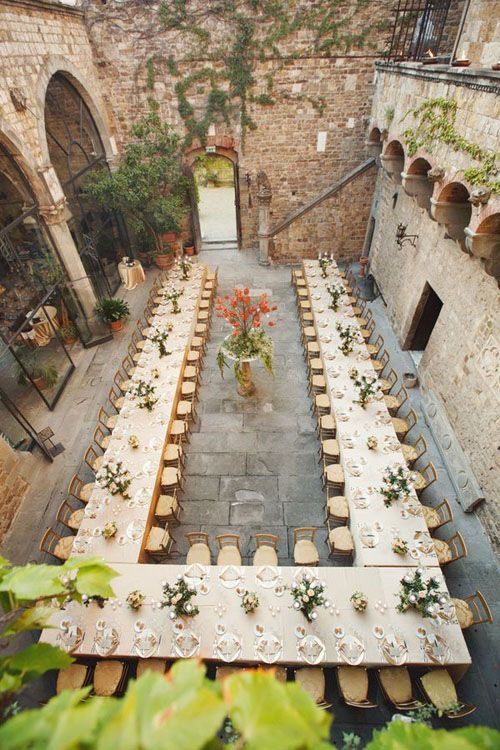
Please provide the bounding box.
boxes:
[192,154,240,250]
[44,73,130,296]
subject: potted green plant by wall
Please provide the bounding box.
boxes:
[95,297,131,332]
[85,101,190,271]
[59,323,78,346]
[15,347,59,391]
[183,238,195,256]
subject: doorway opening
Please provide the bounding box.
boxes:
[193,155,239,250]
[404,282,443,360]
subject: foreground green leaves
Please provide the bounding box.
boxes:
[366,721,500,750]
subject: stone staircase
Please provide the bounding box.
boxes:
[0,435,33,544]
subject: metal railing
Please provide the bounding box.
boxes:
[386,0,452,62]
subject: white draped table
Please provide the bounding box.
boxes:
[41,564,470,679]
[70,264,207,564]
[302,260,439,568]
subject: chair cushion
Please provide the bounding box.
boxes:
[106,414,118,430]
[391,417,408,435]
[195,324,207,335]
[315,394,330,409]
[80,482,95,502]
[164,444,181,462]
[183,366,198,379]
[119,381,132,394]
[384,395,400,412]
[94,661,125,697]
[186,543,211,565]
[379,667,412,705]
[161,467,179,488]
[115,396,125,410]
[54,535,74,560]
[217,546,242,566]
[377,377,391,393]
[401,443,418,465]
[325,464,344,485]
[421,670,457,711]
[136,659,166,678]
[146,527,170,552]
[295,668,325,703]
[253,545,278,566]
[322,439,339,458]
[326,495,349,520]
[338,666,368,703]
[451,598,474,629]
[182,382,196,396]
[412,471,427,491]
[294,539,319,565]
[422,505,440,530]
[68,509,84,531]
[57,663,88,693]
[308,342,320,355]
[371,359,383,372]
[156,494,178,517]
[187,350,200,362]
[433,538,452,564]
[329,526,354,552]
[320,414,336,431]
[170,420,186,437]
[93,456,104,472]
[304,327,316,338]
[177,401,192,417]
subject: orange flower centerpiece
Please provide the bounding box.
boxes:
[216,287,277,397]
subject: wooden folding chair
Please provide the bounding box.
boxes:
[216,534,242,565]
[336,666,377,708]
[452,590,493,629]
[366,334,384,358]
[392,408,417,440]
[295,668,331,709]
[419,670,476,719]
[293,528,319,566]
[378,367,397,394]
[40,528,74,561]
[413,461,437,495]
[253,533,278,566]
[93,425,110,452]
[432,531,467,566]
[108,385,124,412]
[384,385,409,416]
[68,473,95,504]
[98,405,117,432]
[145,524,174,560]
[401,434,427,467]
[327,521,354,557]
[421,498,453,531]
[377,667,420,711]
[371,349,389,374]
[186,532,211,565]
[56,497,84,532]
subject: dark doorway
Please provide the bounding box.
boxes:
[405,282,443,350]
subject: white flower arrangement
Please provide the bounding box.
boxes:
[326,283,344,311]
[128,435,139,449]
[397,568,447,618]
[149,327,172,358]
[163,286,184,314]
[352,374,379,408]
[336,322,358,356]
[126,590,145,610]
[392,537,409,556]
[102,521,117,539]
[350,591,368,612]
[380,463,415,507]
[161,575,199,618]
[95,458,131,497]
[128,379,158,411]
[241,590,259,614]
[367,435,378,450]
[318,252,334,278]
[176,256,192,280]
[290,572,326,622]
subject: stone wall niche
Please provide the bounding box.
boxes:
[366,127,383,158]
[380,140,404,184]
[430,182,472,247]
[402,158,433,212]
[465,212,500,281]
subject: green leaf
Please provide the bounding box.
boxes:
[67,558,118,600]
[3,606,55,636]
[0,643,73,695]
[366,721,500,750]
[225,670,333,749]
[0,564,65,603]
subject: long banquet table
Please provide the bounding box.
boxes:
[70,263,207,564]
[302,259,439,568]
[41,563,471,679]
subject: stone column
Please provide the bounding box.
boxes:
[39,200,98,320]
[256,171,272,266]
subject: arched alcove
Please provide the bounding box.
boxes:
[465,213,500,281]
[431,181,472,246]
[366,127,383,157]
[380,140,404,184]
[402,157,433,211]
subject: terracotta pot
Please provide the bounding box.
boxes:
[63,336,77,346]
[184,245,195,256]
[155,253,174,270]
[33,376,47,390]
[359,257,369,278]
[160,232,177,244]
[110,320,124,332]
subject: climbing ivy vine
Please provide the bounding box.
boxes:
[149,0,390,148]
[401,98,500,194]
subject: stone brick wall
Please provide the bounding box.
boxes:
[458,0,500,67]
[368,67,500,541]
[83,0,392,260]
[0,437,31,544]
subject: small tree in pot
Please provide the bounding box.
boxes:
[85,102,190,269]
[95,298,130,332]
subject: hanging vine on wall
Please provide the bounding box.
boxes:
[400,98,500,194]
[148,0,390,148]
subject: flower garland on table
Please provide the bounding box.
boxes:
[367,436,378,450]
[380,464,415,507]
[176,256,192,280]
[95,458,131,498]
[161,575,199,618]
[326,283,344,312]
[336,322,358,356]
[350,591,368,612]
[216,287,278,387]
[149,326,172,358]
[128,379,158,411]
[241,590,259,614]
[352,374,379,408]
[318,252,334,278]
[290,572,326,622]
[396,568,447,618]
[102,521,117,539]
[163,286,183,314]
[392,537,409,556]
[127,590,145,610]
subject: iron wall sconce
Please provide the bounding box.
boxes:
[396,223,418,249]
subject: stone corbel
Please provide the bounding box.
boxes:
[38,198,69,225]
[427,166,445,183]
[401,172,433,210]
[469,186,491,207]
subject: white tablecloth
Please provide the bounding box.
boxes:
[118,261,146,290]
[303,260,439,568]
[71,264,206,563]
[41,563,470,678]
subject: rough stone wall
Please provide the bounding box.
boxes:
[368,68,500,540]
[83,0,391,260]
[458,0,500,67]
[0,0,112,169]
[0,437,31,544]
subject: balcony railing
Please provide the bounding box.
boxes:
[386,0,453,62]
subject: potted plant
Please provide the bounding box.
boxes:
[59,323,78,346]
[183,238,195,256]
[94,297,131,332]
[15,348,59,390]
[85,102,190,272]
